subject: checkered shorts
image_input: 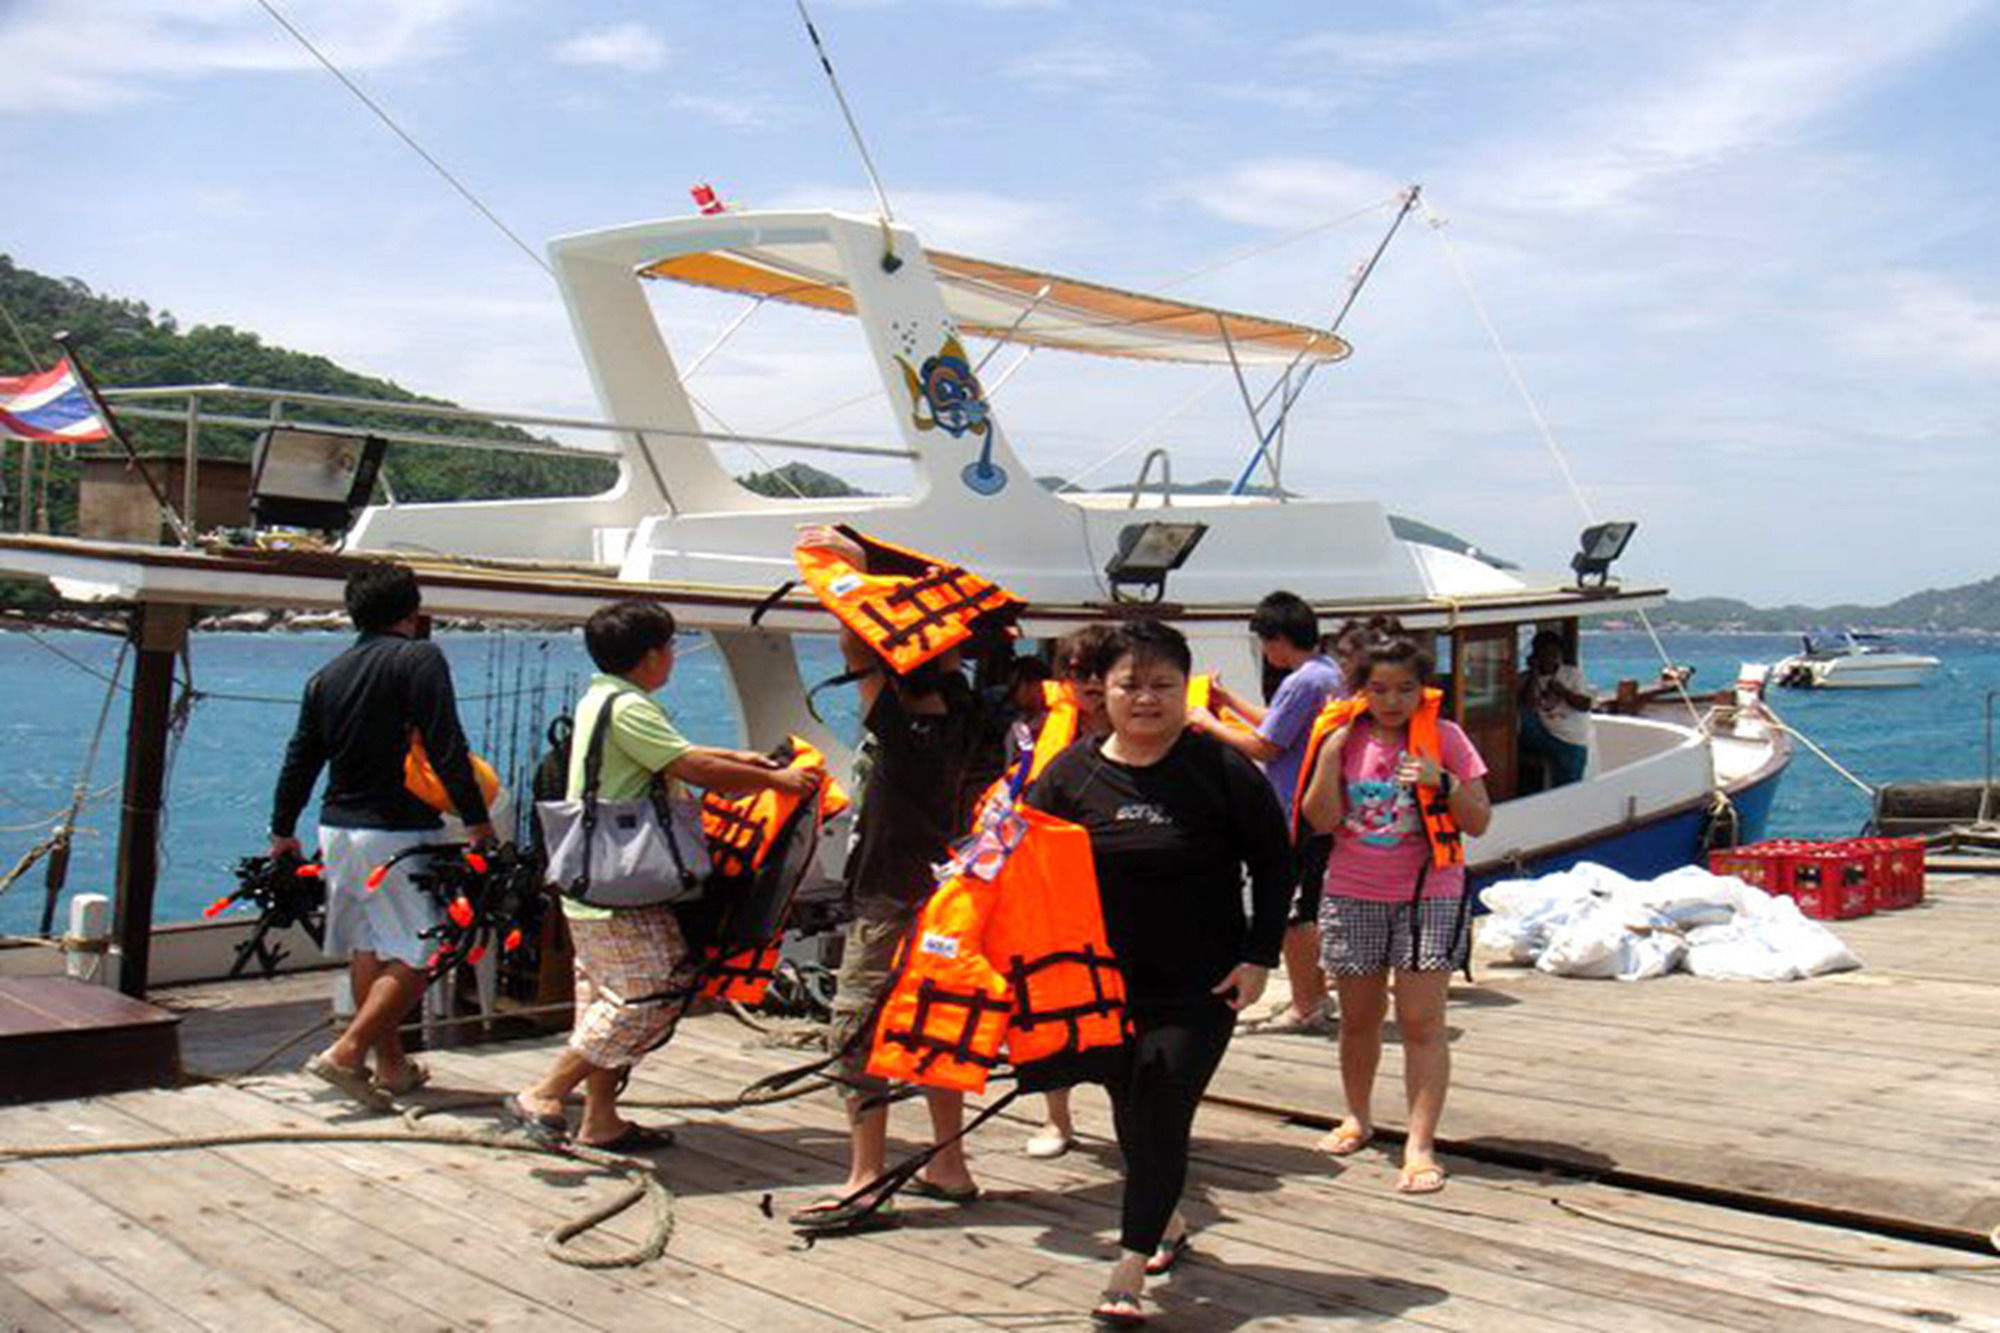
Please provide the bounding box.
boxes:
[567,905,698,1070]
[1318,895,1471,976]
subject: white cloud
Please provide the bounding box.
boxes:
[764,185,1085,257]
[551,22,669,73]
[1165,158,1408,231]
[667,92,779,131]
[0,0,476,112]
[1833,271,2000,375]
[1483,1,1988,216]
[1287,3,1565,69]
[1003,43,1149,85]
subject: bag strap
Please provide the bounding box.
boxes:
[571,694,620,899]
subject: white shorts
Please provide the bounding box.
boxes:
[320,826,444,970]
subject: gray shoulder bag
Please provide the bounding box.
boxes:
[535,696,711,909]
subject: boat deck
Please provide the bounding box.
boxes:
[1,877,1996,1332]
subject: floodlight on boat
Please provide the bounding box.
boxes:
[1571,520,1637,590]
[249,427,387,534]
[1105,521,1208,604]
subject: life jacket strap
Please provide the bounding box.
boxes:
[880,976,1011,1073]
[1006,946,1126,1051]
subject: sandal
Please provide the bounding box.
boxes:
[1396,1161,1448,1195]
[905,1178,980,1204]
[498,1094,569,1148]
[372,1057,430,1097]
[578,1122,675,1153]
[1316,1122,1373,1157]
[305,1052,392,1112]
[787,1194,897,1233]
[1144,1230,1191,1276]
[1246,1004,1331,1036]
[1091,1290,1147,1328]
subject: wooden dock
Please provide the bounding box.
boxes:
[0,877,1996,1331]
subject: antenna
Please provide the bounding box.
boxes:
[792,0,903,271]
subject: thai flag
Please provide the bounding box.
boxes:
[0,358,110,444]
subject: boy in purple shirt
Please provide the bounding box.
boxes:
[1189,591,1344,1033]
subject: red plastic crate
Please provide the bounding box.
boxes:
[1845,836,1926,910]
[1708,840,1875,920]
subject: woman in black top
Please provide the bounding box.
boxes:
[1026,620,1292,1328]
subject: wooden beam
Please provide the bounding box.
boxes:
[111,602,189,997]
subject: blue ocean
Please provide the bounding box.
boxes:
[1,629,1993,936]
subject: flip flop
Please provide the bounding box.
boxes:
[373,1057,430,1097]
[1144,1230,1191,1276]
[905,1178,981,1204]
[1246,1005,1331,1036]
[498,1094,569,1148]
[1317,1123,1373,1157]
[1091,1290,1147,1329]
[305,1052,392,1112]
[787,1194,898,1233]
[1396,1162,1448,1195]
[577,1123,676,1153]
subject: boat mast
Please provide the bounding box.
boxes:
[1229,184,1423,496]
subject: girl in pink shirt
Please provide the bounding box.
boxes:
[1298,635,1492,1196]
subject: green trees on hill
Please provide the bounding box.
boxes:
[0,253,617,538]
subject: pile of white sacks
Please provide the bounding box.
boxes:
[1477,861,1862,982]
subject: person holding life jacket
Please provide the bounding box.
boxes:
[1186,591,1347,1037]
[270,562,496,1110]
[1024,619,1293,1327]
[1021,623,1119,1162]
[507,600,819,1153]
[1297,631,1493,1197]
[789,525,1002,1229]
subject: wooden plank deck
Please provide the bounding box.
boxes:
[1215,873,2000,1243]
[0,880,1996,1332]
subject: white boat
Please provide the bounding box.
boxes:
[1770,631,1939,690]
[0,204,1791,988]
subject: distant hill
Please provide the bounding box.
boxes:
[738,461,865,498]
[1658,576,2000,632]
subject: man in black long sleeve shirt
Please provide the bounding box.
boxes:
[270,563,493,1108]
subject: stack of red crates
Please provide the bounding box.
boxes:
[1707,837,1925,920]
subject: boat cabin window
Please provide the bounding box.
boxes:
[1450,624,1518,801]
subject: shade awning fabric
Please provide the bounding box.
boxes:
[640,241,1350,368]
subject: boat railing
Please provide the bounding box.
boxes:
[97,382,919,549]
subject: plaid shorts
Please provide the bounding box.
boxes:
[1318,895,1471,976]
[567,905,698,1070]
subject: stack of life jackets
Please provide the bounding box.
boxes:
[794,526,1025,676]
[692,738,850,1004]
[1292,688,1463,869]
[865,776,1128,1095]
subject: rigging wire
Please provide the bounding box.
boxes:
[1156,193,1404,292]
[254,0,552,278]
[1420,196,1707,727]
[792,0,897,227]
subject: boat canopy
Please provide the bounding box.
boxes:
[640,241,1351,368]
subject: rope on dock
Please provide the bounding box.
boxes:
[1551,1198,2000,1272]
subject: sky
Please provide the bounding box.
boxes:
[2,0,1997,606]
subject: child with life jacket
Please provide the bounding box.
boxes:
[788,524,1011,1227]
[1296,631,1493,1196]
[506,601,819,1151]
[1023,619,1293,1328]
[1021,624,1119,1161]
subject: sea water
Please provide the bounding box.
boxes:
[1,628,1993,935]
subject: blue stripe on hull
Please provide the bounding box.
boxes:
[1468,766,1789,900]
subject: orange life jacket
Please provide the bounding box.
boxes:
[1186,672,1255,733]
[795,526,1025,676]
[867,805,1127,1094]
[696,738,850,1004]
[1293,689,1464,869]
[404,733,502,820]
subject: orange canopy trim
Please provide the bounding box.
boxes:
[640,245,1350,369]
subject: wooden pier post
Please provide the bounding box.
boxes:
[111,602,190,997]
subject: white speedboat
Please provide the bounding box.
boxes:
[0,204,1790,987]
[1771,631,1938,689]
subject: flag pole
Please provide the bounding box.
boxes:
[51,332,195,547]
